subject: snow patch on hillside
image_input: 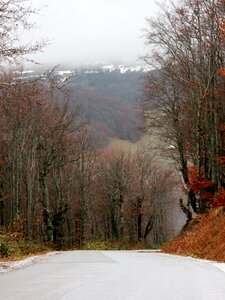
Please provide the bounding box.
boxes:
[12,64,153,81]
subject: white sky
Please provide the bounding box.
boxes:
[25,0,160,67]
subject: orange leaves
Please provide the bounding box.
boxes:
[201,191,214,201]
[218,69,225,76]
[212,188,225,208]
[189,166,225,208]
[190,179,215,195]
[163,209,225,261]
[219,21,225,41]
[188,166,215,203]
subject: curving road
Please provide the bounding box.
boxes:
[0,251,225,300]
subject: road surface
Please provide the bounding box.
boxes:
[0,251,225,300]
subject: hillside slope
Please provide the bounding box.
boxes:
[162,208,225,262]
[65,69,145,144]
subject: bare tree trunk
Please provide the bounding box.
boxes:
[26,177,33,240]
[110,199,119,239]
[39,173,53,243]
[144,215,154,240]
[137,197,143,240]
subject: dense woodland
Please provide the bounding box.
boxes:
[0,74,178,246]
[0,0,224,251]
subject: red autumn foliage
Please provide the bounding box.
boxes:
[188,166,216,195]
[201,191,214,201]
[212,188,225,208]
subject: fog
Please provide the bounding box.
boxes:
[25,0,160,67]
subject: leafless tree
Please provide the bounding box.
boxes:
[144,0,225,214]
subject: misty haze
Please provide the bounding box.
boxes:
[25,0,158,66]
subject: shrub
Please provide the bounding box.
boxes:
[0,241,10,258]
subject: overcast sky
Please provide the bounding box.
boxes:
[26,0,160,67]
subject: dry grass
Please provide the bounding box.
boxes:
[0,228,50,262]
[80,239,154,251]
[162,208,225,262]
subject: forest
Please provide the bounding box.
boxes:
[0,74,179,246]
[0,0,224,254]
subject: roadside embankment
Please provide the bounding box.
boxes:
[162,208,225,262]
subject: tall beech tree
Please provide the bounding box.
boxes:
[93,149,132,239]
[144,0,225,214]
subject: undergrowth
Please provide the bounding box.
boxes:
[0,227,50,261]
[0,223,155,261]
[79,239,155,250]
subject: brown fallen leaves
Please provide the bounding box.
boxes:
[162,208,225,262]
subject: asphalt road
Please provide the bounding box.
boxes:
[0,251,225,300]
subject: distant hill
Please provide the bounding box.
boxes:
[63,66,147,145]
